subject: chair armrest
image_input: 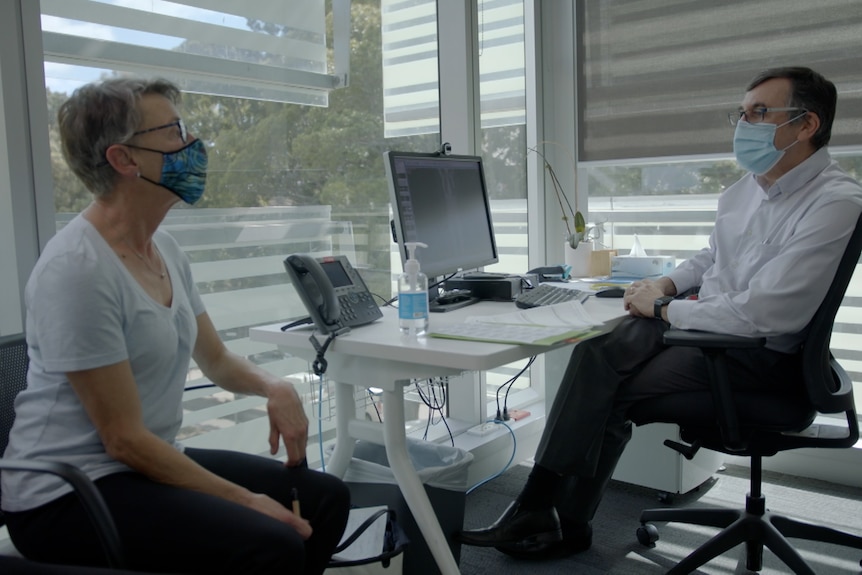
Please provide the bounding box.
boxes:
[663,328,766,349]
[662,329,766,452]
[0,459,125,568]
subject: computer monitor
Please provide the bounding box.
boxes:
[385,150,499,307]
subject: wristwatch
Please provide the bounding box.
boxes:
[654,296,674,320]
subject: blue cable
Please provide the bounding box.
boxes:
[466,419,516,495]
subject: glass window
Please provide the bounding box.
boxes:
[477,0,532,404]
[382,0,533,421]
[578,1,862,162]
[43,0,440,464]
[41,0,340,104]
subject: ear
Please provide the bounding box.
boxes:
[797,111,821,144]
[104,144,140,178]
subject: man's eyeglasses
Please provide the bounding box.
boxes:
[132,119,187,143]
[728,107,806,127]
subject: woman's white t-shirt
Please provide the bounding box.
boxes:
[1,214,205,512]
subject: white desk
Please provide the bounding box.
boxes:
[250,297,624,575]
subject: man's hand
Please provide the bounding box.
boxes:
[623,278,667,318]
[266,380,309,466]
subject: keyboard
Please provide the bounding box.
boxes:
[515,283,589,309]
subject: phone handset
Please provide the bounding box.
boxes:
[285,254,341,329]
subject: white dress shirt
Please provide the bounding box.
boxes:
[666,147,862,353]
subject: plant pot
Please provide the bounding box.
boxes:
[564,241,593,278]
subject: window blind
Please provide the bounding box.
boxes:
[381,0,525,138]
[578,0,862,162]
[40,0,349,105]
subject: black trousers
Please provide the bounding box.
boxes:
[534,316,803,524]
[5,448,350,575]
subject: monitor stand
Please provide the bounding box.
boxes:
[429,296,481,313]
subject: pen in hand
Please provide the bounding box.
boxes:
[291,487,302,518]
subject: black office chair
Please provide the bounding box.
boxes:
[0,333,127,570]
[629,213,862,575]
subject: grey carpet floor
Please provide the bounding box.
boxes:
[459,463,862,574]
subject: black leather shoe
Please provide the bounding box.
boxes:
[458,501,562,547]
[495,522,592,560]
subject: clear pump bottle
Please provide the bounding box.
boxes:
[398,242,429,338]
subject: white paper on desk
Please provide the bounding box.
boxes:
[466,301,599,329]
[330,505,388,563]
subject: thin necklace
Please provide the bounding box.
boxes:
[123,238,166,279]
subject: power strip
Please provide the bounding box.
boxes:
[466,421,500,436]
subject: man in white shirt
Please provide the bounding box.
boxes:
[459,66,862,559]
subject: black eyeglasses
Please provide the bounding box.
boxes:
[728,107,806,127]
[132,119,187,143]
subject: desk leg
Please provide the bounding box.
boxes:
[325,381,356,478]
[382,385,460,575]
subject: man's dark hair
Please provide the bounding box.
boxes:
[747,67,837,150]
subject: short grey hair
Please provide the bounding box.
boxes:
[57,77,182,198]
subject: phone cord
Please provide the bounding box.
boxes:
[309,332,338,376]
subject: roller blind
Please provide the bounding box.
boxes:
[40,0,350,105]
[381,0,525,138]
[579,0,862,162]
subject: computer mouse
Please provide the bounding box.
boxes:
[595,286,627,298]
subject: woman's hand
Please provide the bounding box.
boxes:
[247,492,312,539]
[266,380,309,466]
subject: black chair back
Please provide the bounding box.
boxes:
[0,333,29,524]
[801,213,862,413]
[0,334,28,458]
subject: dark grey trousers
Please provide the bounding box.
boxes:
[6,449,351,575]
[534,316,803,524]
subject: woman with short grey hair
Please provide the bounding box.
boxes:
[2,76,350,575]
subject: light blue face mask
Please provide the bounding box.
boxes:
[733,112,806,175]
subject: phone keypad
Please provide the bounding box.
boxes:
[338,291,378,325]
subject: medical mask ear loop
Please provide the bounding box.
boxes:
[779,138,800,154]
[775,111,807,153]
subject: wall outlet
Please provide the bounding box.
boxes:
[467,421,499,436]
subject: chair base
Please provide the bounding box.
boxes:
[639,494,862,574]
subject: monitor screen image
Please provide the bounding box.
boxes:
[384,151,499,281]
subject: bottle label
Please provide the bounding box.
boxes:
[399,292,428,319]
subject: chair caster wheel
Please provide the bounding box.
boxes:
[637,523,659,546]
[657,491,674,504]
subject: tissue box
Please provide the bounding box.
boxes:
[611,255,676,279]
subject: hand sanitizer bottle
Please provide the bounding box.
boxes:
[398,242,429,338]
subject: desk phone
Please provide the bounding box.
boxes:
[284,254,383,333]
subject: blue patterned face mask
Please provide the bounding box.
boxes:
[732,112,805,175]
[130,139,208,204]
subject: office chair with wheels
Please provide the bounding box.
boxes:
[0,333,127,570]
[628,213,862,575]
